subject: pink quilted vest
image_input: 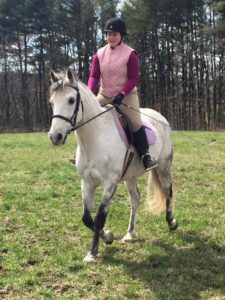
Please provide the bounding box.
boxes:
[97,42,137,97]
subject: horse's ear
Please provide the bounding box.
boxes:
[50,69,59,83]
[66,68,77,85]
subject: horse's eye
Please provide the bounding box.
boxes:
[68,97,75,105]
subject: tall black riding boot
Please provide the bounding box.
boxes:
[133,126,157,171]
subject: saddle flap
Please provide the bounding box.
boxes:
[142,117,157,145]
[111,109,156,146]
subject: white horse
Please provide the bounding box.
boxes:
[48,68,178,263]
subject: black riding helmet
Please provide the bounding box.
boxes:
[104,17,127,36]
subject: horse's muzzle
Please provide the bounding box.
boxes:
[48,131,67,145]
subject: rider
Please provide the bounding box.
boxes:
[88,17,157,171]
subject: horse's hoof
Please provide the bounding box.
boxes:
[169,218,178,231]
[103,230,114,244]
[122,233,133,243]
[83,252,97,263]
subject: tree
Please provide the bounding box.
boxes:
[0,0,224,130]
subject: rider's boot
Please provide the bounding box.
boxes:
[133,126,157,171]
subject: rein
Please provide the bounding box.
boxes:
[51,84,114,133]
[70,106,114,132]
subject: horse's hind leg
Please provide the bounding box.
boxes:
[122,179,140,243]
[156,161,178,231]
[165,182,178,230]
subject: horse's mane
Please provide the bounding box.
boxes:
[78,81,99,103]
[49,73,105,113]
[49,72,101,108]
[49,74,71,97]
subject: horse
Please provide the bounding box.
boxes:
[48,68,178,263]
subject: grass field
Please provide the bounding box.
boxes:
[0,131,224,300]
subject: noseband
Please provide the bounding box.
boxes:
[51,85,84,132]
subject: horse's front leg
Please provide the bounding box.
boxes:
[81,179,114,244]
[84,183,117,263]
[81,179,96,231]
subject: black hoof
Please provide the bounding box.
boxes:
[101,230,114,244]
[168,219,178,231]
[105,240,113,245]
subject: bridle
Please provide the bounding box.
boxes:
[51,85,84,132]
[51,83,114,133]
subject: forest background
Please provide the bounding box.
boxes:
[0,0,224,131]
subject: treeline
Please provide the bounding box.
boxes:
[0,0,224,131]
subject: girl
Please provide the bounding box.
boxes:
[88,17,156,171]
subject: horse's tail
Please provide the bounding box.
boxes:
[145,169,166,214]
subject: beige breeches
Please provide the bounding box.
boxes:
[96,91,142,132]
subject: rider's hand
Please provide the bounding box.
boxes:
[112,92,125,107]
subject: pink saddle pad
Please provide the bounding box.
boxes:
[111,110,156,146]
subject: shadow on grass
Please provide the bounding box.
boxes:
[102,230,225,299]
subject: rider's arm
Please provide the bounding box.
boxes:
[120,51,139,96]
[87,54,100,93]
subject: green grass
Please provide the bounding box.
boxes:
[0,131,224,299]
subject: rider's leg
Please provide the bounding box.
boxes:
[133,126,157,170]
[96,93,112,106]
[119,91,157,171]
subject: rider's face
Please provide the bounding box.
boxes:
[107,32,122,47]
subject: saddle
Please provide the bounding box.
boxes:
[110,108,157,147]
[110,108,157,178]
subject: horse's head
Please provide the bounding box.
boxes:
[48,68,82,145]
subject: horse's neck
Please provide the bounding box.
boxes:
[76,86,114,145]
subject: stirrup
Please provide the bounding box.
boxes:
[69,158,76,165]
[141,154,157,171]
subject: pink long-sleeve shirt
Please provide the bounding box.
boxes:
[88,50,139,96]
